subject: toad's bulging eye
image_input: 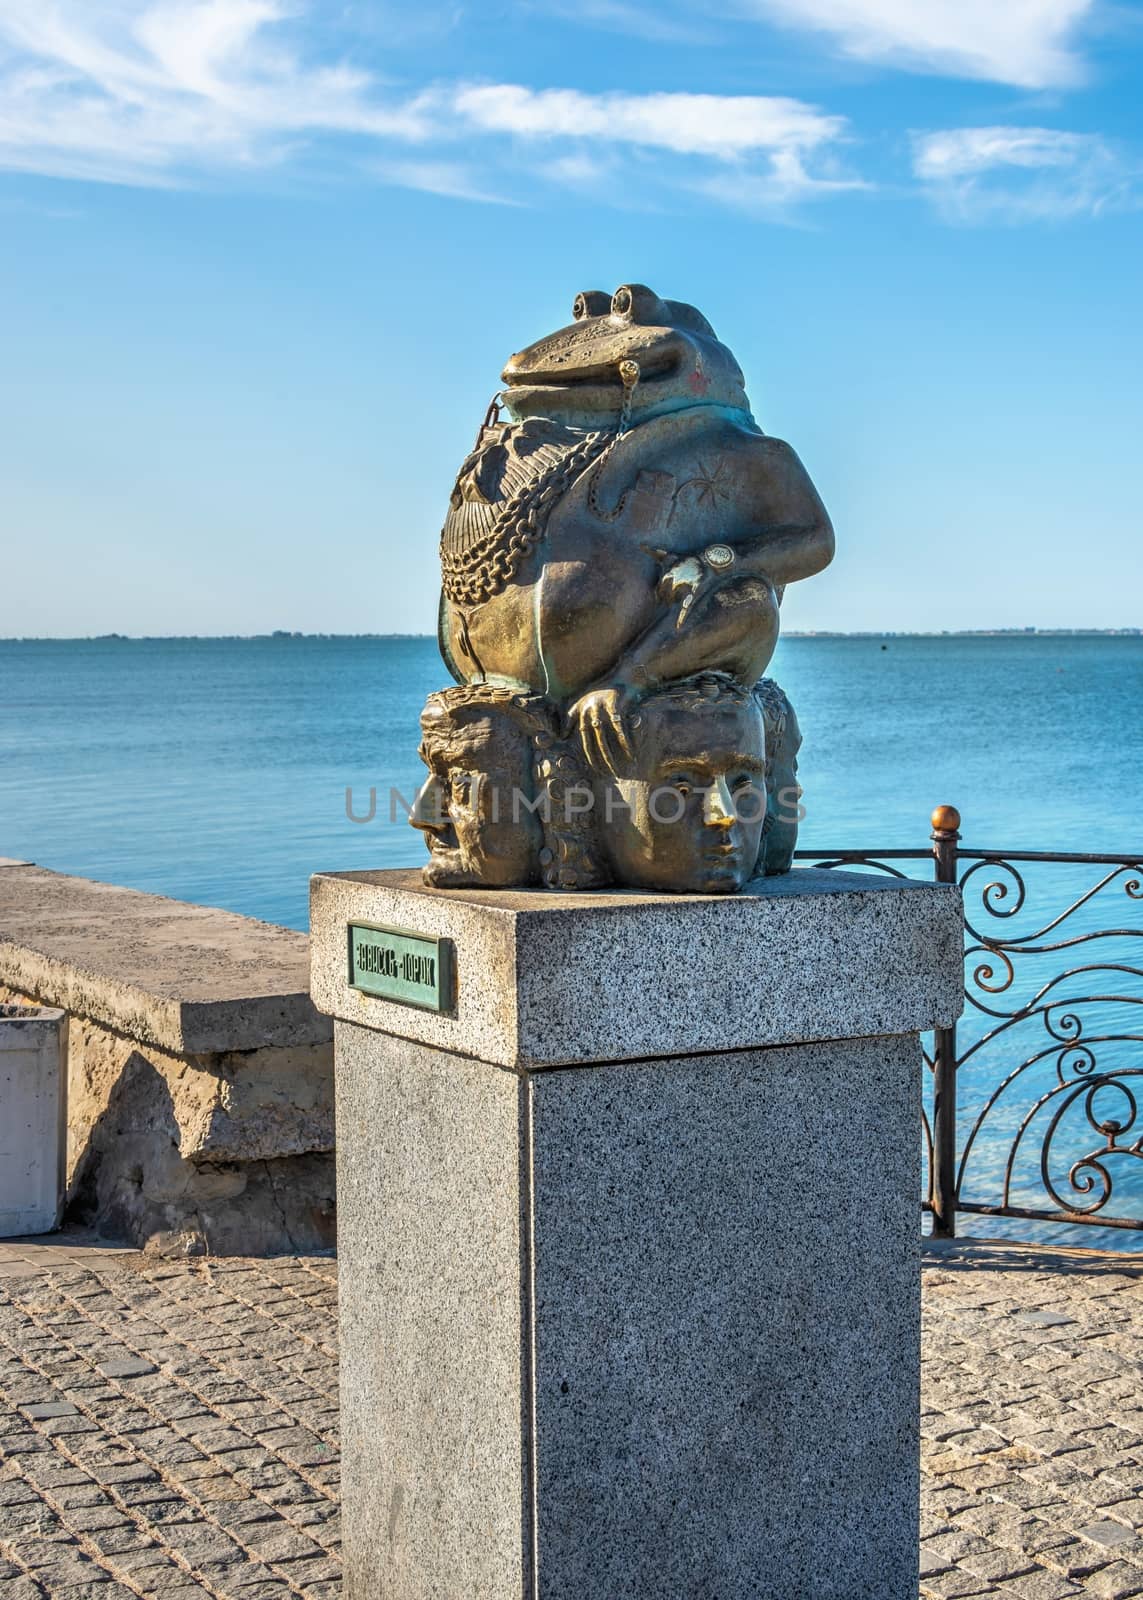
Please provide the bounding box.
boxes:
[573,290,610,321]
[611,283,668,324]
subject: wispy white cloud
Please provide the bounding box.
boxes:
[2,0,1132,237]
[373,157,520,206]
[698,153,869,215]
[741,0,1094,88]
[0,0,428,184]
[522,0,717,47]
[913,124,1139,221]
[0,3,864,214]
[545,151,610,188]
[441,84,862,211]
[448,84,846,162]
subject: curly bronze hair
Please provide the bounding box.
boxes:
[420,685,608,890]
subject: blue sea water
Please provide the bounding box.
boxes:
[2,633,1141,1247]
[3,633,1139,924]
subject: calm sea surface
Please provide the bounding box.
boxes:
[2,634,1141,1247]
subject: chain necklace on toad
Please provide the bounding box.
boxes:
[439,362,640,609]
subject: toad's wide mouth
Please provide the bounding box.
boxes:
[502,351,680,391]
[500,318,689,398]
[501,355,687,420]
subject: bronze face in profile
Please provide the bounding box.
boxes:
[411,685,605,891]
[411,285,834,894]
[412,687,551,889]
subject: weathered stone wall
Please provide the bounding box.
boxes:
[0,862,334,1256]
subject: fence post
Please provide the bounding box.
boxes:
[930,804,961,1239]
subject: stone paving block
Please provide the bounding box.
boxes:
[87,1527,159,1558]
[237,1521,323,1563]
[960,1544,1039,1584]
[922,1572,1002,1597]
[1002,1476,1075,1511]
[1080,1562,1143,1598]
[186,1479,250,1507]
[923,1540,957,1578]
[13,1554,98,1585]
[1079,1522,1141,1551]
[61,1506,129,1533]
[21,1403,78,1420]
[93,1464,162,1486]
[104,1543,173,1574]
[999,1573,1085,1599]
[212,1562,277,1589]
[155,1523,246,1565]
[1099,1503,1143,1531]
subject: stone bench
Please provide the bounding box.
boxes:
[0,860,333,1256]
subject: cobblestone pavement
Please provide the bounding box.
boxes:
[2,1234,1143,1597]
[0,1241,339,1600]
[921,1239,1143,1600]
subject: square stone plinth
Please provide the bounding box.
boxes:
[313,868,961,1600]
[311,866,962,1068]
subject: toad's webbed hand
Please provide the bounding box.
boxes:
[569,684,636,777]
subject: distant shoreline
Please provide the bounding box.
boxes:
[1,629,1140,644]
[790,628,1143,638]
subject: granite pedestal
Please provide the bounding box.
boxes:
[311,867,964,1600]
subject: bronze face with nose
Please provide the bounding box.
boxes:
[411,688,550,888]
[579,672,768,894]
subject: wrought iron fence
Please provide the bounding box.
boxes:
[796,809,1143,1242]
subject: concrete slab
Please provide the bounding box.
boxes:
[0,864,330,1052]
[0,1004,66,1235]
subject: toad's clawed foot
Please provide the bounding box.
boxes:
[569,685,636,776]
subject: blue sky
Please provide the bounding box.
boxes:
[1,0,1141,635]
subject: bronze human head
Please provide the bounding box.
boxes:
[583,672,767,894]
[755,678,803,877]
[412,686,552,888]
[411,685,606,890]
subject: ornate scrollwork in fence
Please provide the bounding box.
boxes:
[954,853,1143,1231]
[795,833,1143,1237]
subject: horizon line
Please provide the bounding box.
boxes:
[1,628,1142,644]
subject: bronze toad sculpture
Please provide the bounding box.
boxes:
[413,284,833,894]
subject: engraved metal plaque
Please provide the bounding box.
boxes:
[348,923,452,1013]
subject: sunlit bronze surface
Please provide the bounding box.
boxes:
[416,284,834,893]
[931,804,963,835]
